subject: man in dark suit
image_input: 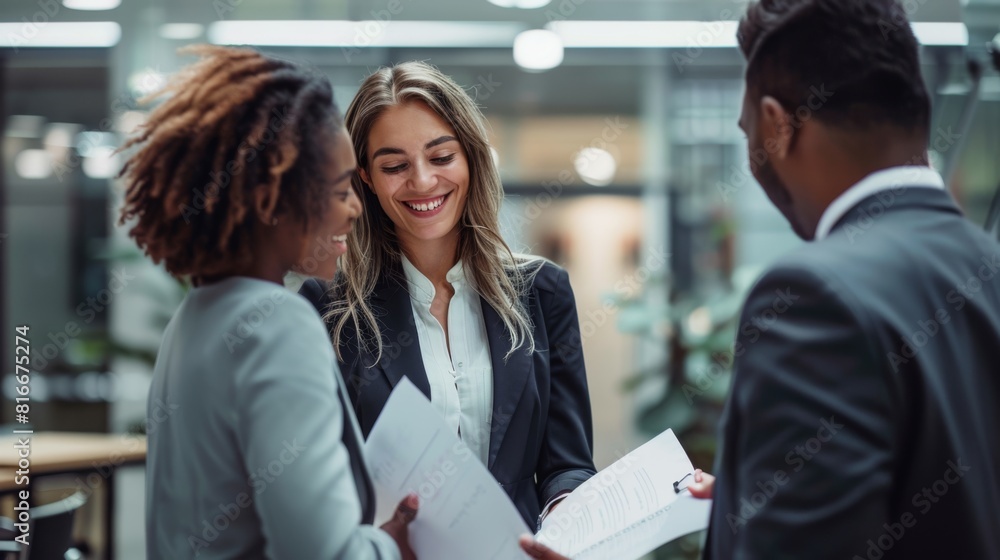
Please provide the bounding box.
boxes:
[521,1,1000,559]
[698,0,1000,558]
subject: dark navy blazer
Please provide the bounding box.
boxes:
[706,188,1000,559]
[300,260,597,528]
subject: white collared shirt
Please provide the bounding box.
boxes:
[401,256,494,466]
[814,166,946,240]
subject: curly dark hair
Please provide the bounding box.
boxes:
[738,0,931,134]
[118,45,343,279]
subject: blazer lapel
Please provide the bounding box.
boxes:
[483,294,532,470]
[372,273,432,399]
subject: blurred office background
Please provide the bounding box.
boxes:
[2,0,999,558]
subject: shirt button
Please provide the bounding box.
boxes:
[457,362,464,368]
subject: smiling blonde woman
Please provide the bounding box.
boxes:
[300,61,597,529]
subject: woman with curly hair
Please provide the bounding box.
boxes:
[300,61,597,530]
[120,45,417,560]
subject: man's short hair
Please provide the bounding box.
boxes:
[738,0,931,135]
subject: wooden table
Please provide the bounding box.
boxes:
[0,432,146,559]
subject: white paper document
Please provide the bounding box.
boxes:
[365,378,711,560]
[364,377,531,560]
[534,429,712,559]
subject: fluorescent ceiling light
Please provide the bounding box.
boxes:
[209,20,524,48]
[83,146,121,179]
[15,149,53,180]
[574,147,617,186]
[514,30,563,71]
[160,23,205,41]
[128,69,167,97]
[44,123,83,148]
[488,0,552,8]
[76,131,119,157]
[547,20,968,48]
[911,22,968,46]
[207,20,968,50]
[63,0,120,10]
[0,22,120,48]
[546,21,740,48]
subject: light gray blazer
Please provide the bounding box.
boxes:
[145,276,397,560]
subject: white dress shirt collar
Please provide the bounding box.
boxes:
[814,166,945,241]
[401,255,467,304]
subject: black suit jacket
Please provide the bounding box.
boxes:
[300,260,597,528]
[706,187,1000,559]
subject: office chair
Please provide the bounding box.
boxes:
[0,492,88,560]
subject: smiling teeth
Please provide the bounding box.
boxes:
[332,234,347,242]
[405,196,445,212]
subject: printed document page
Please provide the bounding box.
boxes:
[534,429,712,559]
[364,377,530,560]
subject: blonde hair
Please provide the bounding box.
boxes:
[327,61,539,362]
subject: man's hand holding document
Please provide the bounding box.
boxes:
[530,429,712,559]
[365,378,711,560]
